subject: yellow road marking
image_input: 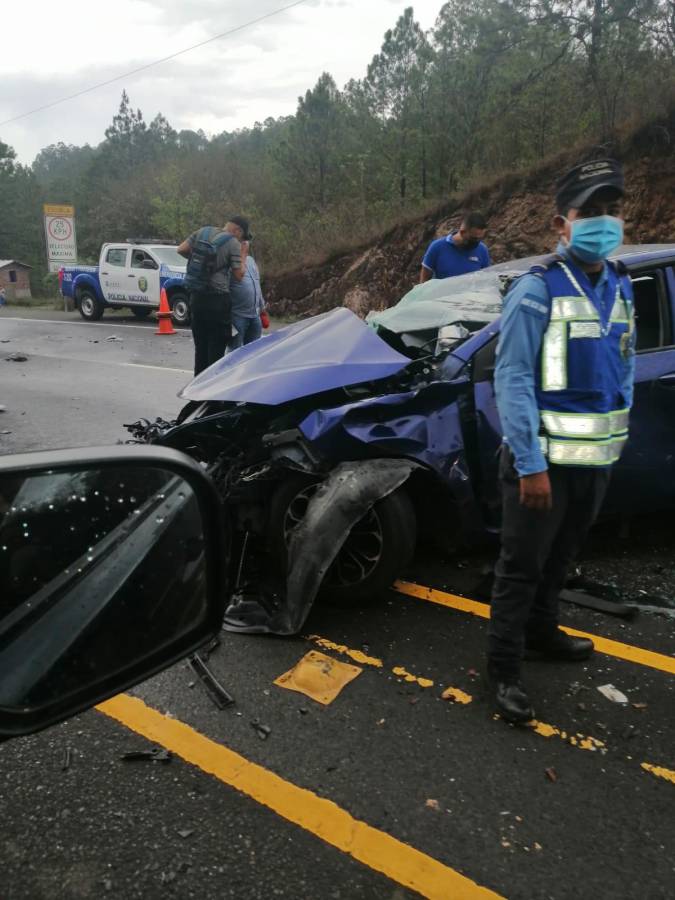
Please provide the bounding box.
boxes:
[395,581,675,677]
[98,694,501,900]
[527,720,606,752]
[441,686,473,705]
[392,666,434,688]
[308,636,383,668]
[641,762,675,785]
[308,635,439,691]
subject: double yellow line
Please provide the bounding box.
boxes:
[95,579,675,900]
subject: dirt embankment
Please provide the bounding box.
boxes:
[264,110,675,318]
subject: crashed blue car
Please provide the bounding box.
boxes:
[129,245,675,634]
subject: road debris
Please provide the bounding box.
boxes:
[120,747,172,763]
[0,430,11,435]
[5,353,27,362]
[632,702,648,711]
[188,653,235,709]
[597,684,629,704]
[425,799,441,811]
[0,405,6,412]
[250,720,271,740]
[545,767,558,783]
[177,828,194,839]
[106,335,122,342]
[274,650,362,705]
[61,747,72,771]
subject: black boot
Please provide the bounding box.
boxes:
[489,673,534,724]
[525,628,594,661]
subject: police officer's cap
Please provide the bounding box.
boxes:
[555,159,624,213]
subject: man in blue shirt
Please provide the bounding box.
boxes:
[420,212,491,282]
[489,159,634,723]
[227,253,266,351]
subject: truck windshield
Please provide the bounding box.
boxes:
[151,247,185,268]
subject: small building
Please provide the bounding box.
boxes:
[0,260,32,300]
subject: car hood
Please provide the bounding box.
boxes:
[179,307,410,405]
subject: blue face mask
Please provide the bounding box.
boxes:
[567,215,624,263]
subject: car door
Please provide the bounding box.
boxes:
[100,246,130,305]
[604,264,675,513]
[128,248,161,307]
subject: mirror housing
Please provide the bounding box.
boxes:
[0,446,227,739]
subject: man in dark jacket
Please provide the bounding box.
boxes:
[178,215,251,374]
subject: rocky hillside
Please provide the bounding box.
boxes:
[264,109,675,318]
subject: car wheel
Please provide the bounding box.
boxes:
[267,474,416,605]
[78,290,104,321]
[170,292,190,326]
[131,306,152,319]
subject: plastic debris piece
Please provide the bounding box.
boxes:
[106,335,122,342]
[534,842,543,851]
[177,829,194,839]
[0,430,11,435]
[188,653,234,709]
[5,353,27,362]
[597,684,629,704]
[545,767,558,783]
[425,799,441,811]
[632,702,648,710]
[250,720,271,740]
[120,747,172,763]
[274,650,362,705]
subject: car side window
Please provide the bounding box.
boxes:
[131,250,157,269]
[630,269,673,352]
[106,248,128,268]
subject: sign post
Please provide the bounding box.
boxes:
[43,204,77,273]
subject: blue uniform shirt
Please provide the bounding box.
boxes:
[422,233,491,279]
[495,249,635,477]
[229,256,265,318]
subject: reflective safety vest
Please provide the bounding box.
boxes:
[534,258,635,467]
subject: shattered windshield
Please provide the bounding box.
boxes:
[366,269,509,335]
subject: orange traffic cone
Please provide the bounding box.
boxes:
[156,287,176,335]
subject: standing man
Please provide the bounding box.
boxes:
[227,250,266,351]
[177,215,251,375]
[420,212,490,282]
[489,159,634,723]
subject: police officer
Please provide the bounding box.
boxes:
[489,159,635,723]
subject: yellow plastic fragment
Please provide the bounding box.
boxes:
[441,686,473,705]
[274,650,362,705]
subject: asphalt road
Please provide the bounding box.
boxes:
[1,310,674,900]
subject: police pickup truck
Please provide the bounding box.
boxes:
[59,239,189,324]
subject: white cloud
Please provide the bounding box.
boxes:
[0,0,443,162]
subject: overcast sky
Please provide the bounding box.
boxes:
[1,0,443,164]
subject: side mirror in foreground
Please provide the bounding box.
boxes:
[0,446,226,739]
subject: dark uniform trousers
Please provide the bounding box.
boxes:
[488,447,611,678]
[190,290,232,375]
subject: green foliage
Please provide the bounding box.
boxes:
[2,0,674,289]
